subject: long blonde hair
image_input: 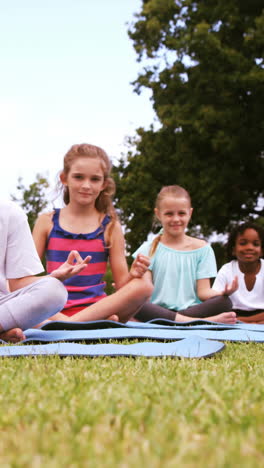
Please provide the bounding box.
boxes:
[60,143,118,246]
[149,185,191,256]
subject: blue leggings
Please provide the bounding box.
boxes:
[0,276,67,331]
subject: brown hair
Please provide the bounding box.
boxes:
[60,143,118,246]
[149,185,191,256]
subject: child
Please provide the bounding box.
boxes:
[133,185,237,323]
[33,143,153,324]
[213,222,264,323]
[0,200,91,343]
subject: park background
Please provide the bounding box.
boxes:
[0,2,264,467]
[0,0,154,201]
[3,0,263,268]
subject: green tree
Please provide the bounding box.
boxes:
[11,174,50,230]
[114,0,264,253]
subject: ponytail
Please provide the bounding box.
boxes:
[149,234,162,257]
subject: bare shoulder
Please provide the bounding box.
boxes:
[112,219,123,234]
[108,220,125,252]
[188,236,207,250]
[36,210,54,223]
[111,220,125,242]
[33,211,55,233]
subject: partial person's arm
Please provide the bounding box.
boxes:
[9,251,91,292]
[197,277,238,301]
[32,212,53,259]
[8,208,90,292]
[196,278,220,301]
[109,223,150,290]
[11,209,92,290]
[196,244,238,301]
[212,265,239,296]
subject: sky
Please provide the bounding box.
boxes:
[0,0,155,202]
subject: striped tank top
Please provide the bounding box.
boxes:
[46,209,110,316]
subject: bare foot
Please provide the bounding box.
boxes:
[175,311,237,324]
[107,314,119,322]
[207,312,237,324]
[0,328,26,343]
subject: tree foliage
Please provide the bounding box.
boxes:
[114,0,264,253]
[11,174,50,230]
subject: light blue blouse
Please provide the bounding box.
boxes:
[133,240,217,311]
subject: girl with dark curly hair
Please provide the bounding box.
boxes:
[213,222,264,323]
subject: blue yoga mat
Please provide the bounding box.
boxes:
[9,326,264,344]
[148,318,264,332]
[0,336,224,359]
[41,319,264,333]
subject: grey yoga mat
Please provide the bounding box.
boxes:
[0,336,225,359]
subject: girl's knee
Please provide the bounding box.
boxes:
[212,295,232,312]
[36,276,68,312]
[137,277,154,300]
[219,295,232,309]
[146,281,154,298]
[46,277,68,309]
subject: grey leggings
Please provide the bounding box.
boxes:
[135,296,233,322]
[0,276,67,331]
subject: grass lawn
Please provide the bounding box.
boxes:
[0,341,263,467]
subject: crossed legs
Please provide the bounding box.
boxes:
[58,275,154,324]
[0,277,67,342]
[135,296,237,324]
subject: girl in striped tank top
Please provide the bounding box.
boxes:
[33,143,153,323]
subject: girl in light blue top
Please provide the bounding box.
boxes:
[134,185,238,323]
